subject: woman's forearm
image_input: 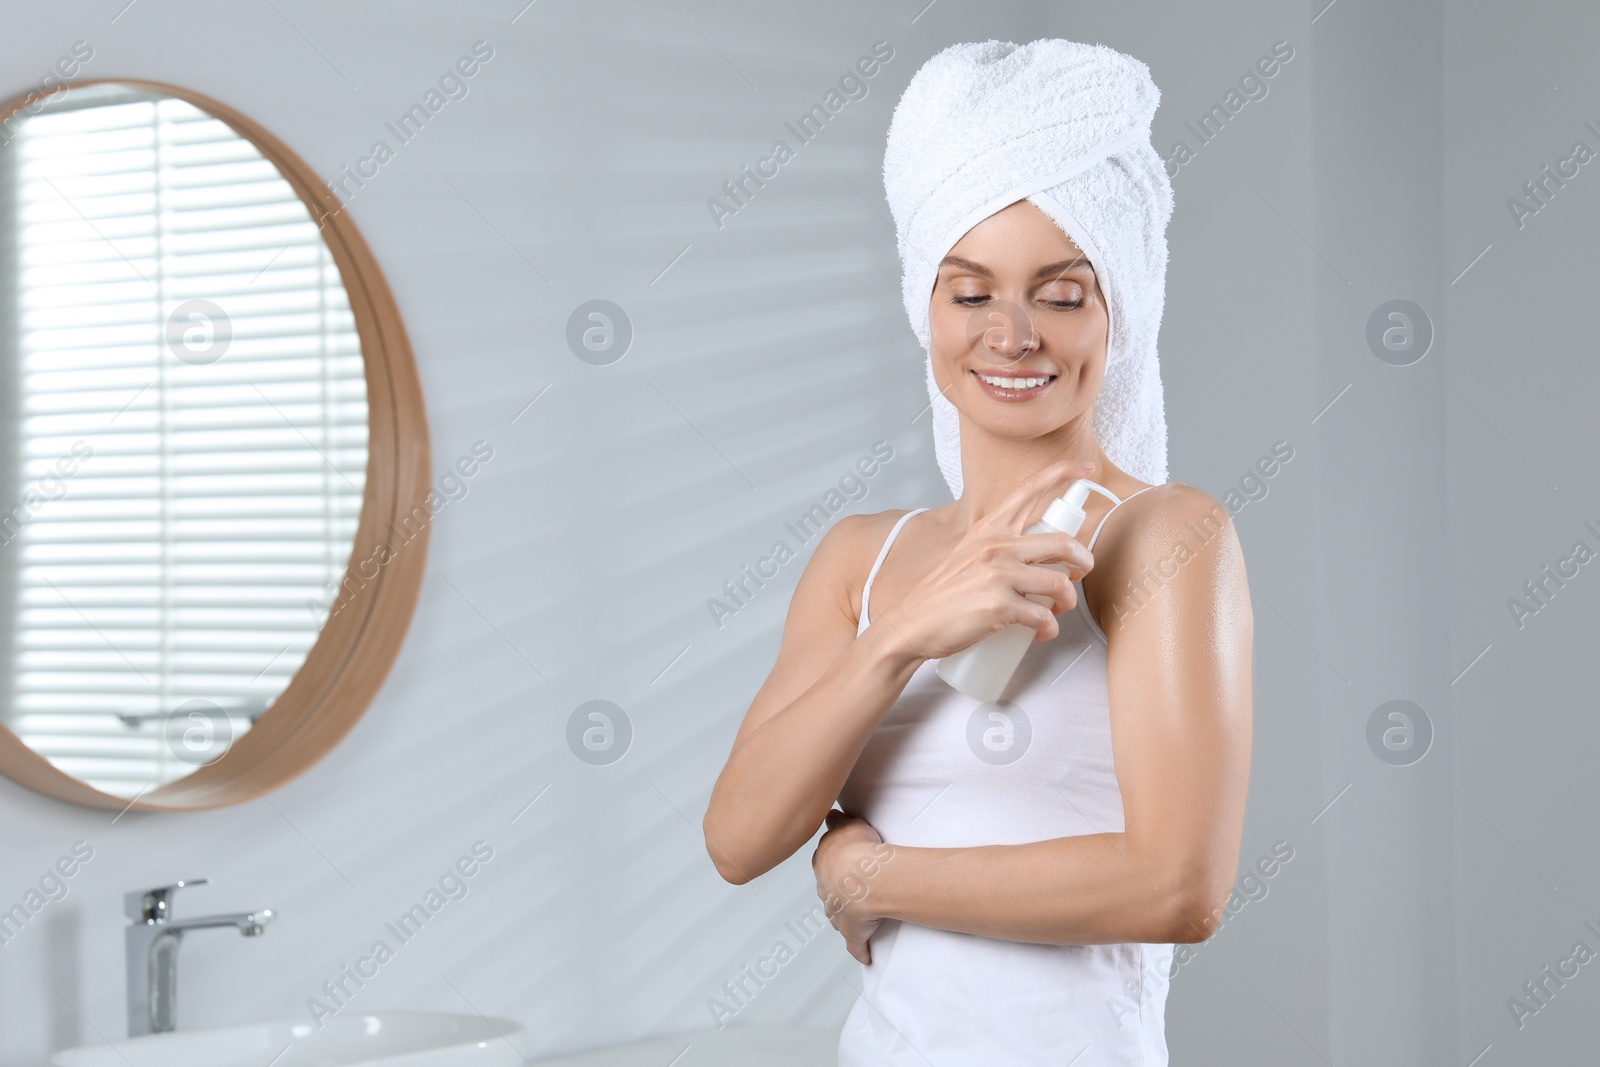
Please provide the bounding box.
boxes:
[866,833,1222,946]
[704,624,923,884]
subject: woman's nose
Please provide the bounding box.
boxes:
[968,297,1039,366]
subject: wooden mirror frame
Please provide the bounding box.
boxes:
[0,78,431,811]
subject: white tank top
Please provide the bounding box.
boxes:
[837,487,1173,1067]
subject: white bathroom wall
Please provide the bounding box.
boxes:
[1443,0,1600,1062]
[1306,3,1460,1063]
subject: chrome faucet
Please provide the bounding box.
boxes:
[124,879,274,1036]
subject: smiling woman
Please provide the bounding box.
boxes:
[704,38,1251,1066]
[0,79,432,811]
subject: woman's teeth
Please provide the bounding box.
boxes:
[976,372,1053,389]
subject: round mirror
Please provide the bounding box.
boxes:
[0,80,431,811]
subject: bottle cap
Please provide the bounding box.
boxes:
[1041,479,1094,536]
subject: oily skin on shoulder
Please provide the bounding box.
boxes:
[703,198,1253,962]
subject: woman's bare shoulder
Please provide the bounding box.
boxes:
[816,509,902,560]
[1097,481,1236,556]
[825,507,932,555]
[1087,481,1247,631]
[792,507,939,638]
[1143,480,1232,530]
[819,508,928,599]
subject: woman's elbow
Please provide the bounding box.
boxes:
[702,813,763,885]
[710,851,752,885]
[707,838,758,885]
[1158,877,1230,944]
[1162,897,1223,944]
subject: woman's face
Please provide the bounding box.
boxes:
[927,198,1109,444]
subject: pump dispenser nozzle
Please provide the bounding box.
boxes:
[1041,478,1095,535]
[934,476,1122,703]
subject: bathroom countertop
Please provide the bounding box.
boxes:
[526,1024,839,1066]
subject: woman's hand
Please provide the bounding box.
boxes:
[813,809,893,964]
[873,457,1099,662]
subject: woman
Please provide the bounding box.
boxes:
[704,39,1252,1065]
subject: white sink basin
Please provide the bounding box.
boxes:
[524,1025,837,1066]
[50,1011,526,1067]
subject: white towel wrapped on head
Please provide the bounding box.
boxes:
[882,38,1175,499]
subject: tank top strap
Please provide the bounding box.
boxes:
[1085,484,1161,552]
[859,508,930,630]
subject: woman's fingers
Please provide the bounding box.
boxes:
[984,458,1077,532]
[873,459,1099,661]
[1012,530,1094,575]
[985,457,1097,533]
[1003,563,1079,615]
[1023,605,1061,643]
[827,900,874,964]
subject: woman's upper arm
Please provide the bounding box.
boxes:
[724,513,877,755]
[1095,483,1254,937]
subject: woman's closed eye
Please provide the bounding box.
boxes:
[949,294,1083,309]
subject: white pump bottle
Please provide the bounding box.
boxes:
[934,478,1114,703]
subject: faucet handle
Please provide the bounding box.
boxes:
[124,879,209,924]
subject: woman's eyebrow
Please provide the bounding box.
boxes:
[937,255,1093,278]
[937,255,994,277]
[1033,256,1094,278]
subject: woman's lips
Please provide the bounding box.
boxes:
[971,368,1057,401]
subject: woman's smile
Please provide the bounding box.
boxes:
[971,367,1058,401]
